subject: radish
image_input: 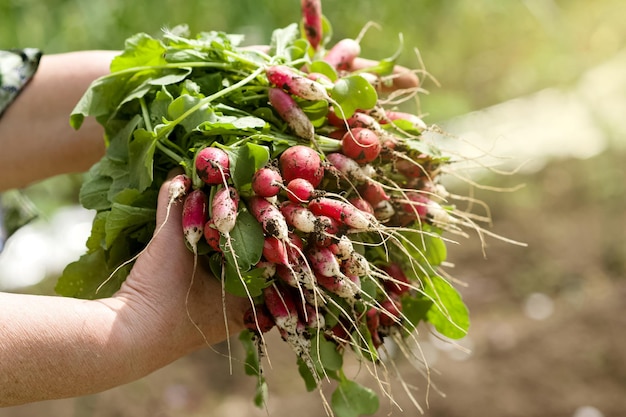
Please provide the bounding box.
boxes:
[266,65,330,102]
[381,263,411,295]
[211,186,239,235]
[278,145,325,188]
[342,251,370,277]
[312,215,341,247]
[285,178,317,203]
[263,284,299,335]
[324,38,361,71]
[359,180,390,206]
[348,197,375,215]
[203,219,222,253]
[268,87,315,141]
[280,201,317,234]
[182,189,209,254]
[379,297,402,327]
[252,167,283,198]
[249,196,289,241]
[365,308,383,348]
[262,236,288,264]
[255,261,277,280]
[328,111,383,134]
[396,158,425,179]
[315,272,359,301]
[275,261,314,290]
[341,127,382,165]
[309,197,371,230]
[374,109,427,133]
[300,0,323,50]
[244,304,276,334]
[299,301,325,329]
[373,199,395,222]
[196,146,230,185]
[332,235,354,261]
[308,246,345,278]
[325,152,368,182]
[168,173,192,204]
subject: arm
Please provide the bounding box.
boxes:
[0,175,249,407]
[0,51,117,191]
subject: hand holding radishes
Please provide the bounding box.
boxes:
[56,2,520,416]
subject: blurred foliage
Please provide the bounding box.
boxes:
[1,0,625,122]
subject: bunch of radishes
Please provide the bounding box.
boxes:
[62,0,488,415]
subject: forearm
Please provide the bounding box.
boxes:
[0,292,177,407]
[0,51,117,191]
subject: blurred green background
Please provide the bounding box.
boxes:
[2,0,624,121]
[1,1,626,416]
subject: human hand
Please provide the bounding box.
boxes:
[111,173,250,359]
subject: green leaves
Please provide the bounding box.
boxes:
[423,275,470,339]
[331,378,379,417]
[331,75,378,118]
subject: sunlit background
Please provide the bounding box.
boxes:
[1,0,625,416]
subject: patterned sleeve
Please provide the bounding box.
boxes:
[0,48,42,117]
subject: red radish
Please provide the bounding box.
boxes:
[359,180,390,206]
[341,128,381,164]
[373,200,395,222]
[263,284,299,335]
[244,304,276,334]
[315,272,359,300]
[348,197,375,215]
[286,178,317,203]
[331,235,354,261]
[211,186,240,235]
[325,152,368,182]
[365,308,383,348]
[249,196,289,240]
[313,215,341,247]
[280,201,317,233]
[309,197,371,230]
[324,38,361,71]
[379,297,402,327]
[196,147,230,185]
[255,261,277,280]
[307,72,333,85]
[278,145,325,187]
[342,251,370,277]
[268,87,315,141]
[266,65,330,102]
[308,247,341,277]
[252,167,283,197]
[286,231,305,263]
[301,0,323,50]
[327,128,347,140]
[381,263,411,295]
[168,173,192,204]
[275,262,314,290]
[376,110,427,133]
[299,301,325,329]
[263,236,288,264]
[263,284,312,360]
[328,111,383,134]
[203,219,222,252]
[182,189,209,254]
[396,158,425,179]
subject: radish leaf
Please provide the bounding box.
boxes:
[331,75,377,119]
[331,379,379,417]
[423,275,470,339]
